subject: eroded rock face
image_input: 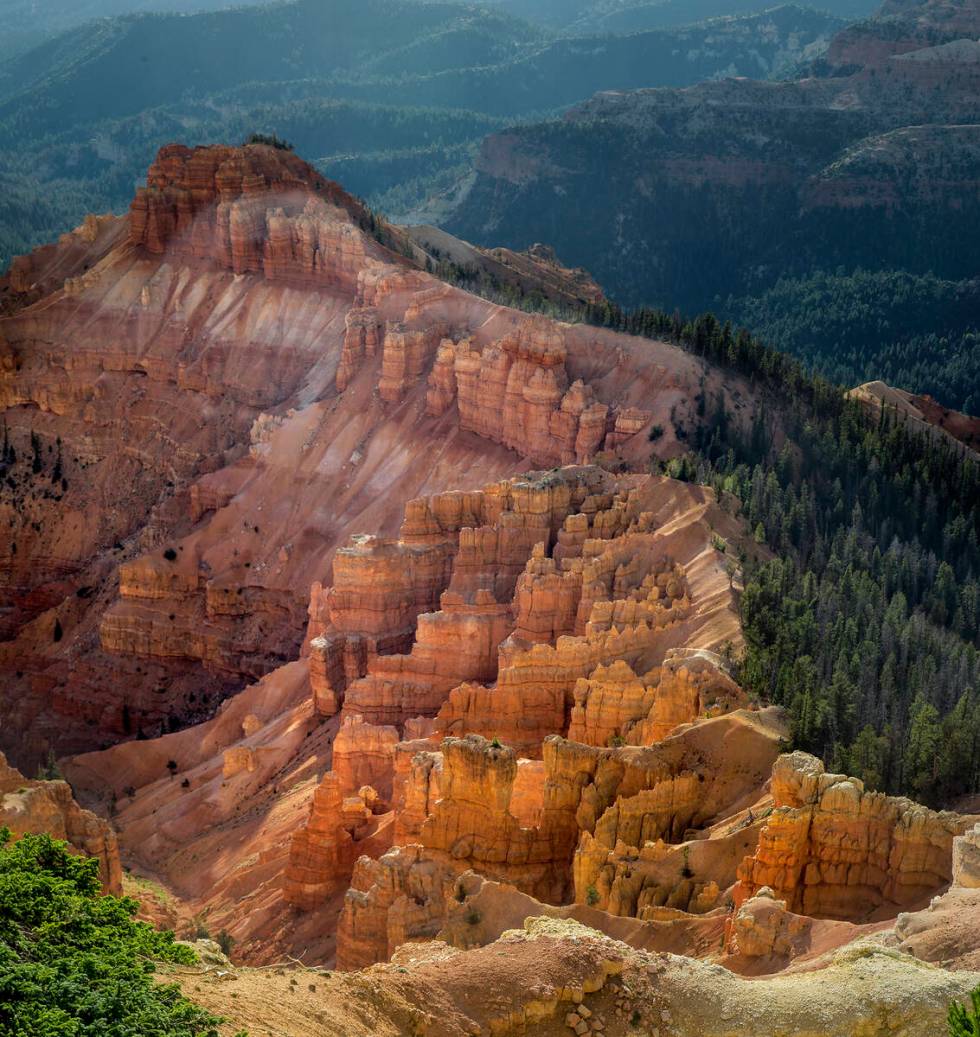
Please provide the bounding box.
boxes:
[20,142,978,1003]
[730,887,811,959]
[247,460,767,969]
[0,751,121,893]
[283,776,390,910]
[335,710,785,969]
[736,752,969,920]
[954,823,980,889]
[130,143,377,291]
[3,129,704,772]
[6,136,723,969]
[419,319,614,467]
[332,715,400,800]
[0,145,398,764]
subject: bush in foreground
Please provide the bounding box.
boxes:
[0,828,238,1036]
[950,986,980,1036]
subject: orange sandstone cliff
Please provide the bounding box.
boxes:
[1,142,705,771]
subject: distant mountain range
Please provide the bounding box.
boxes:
[0,0,845,271]
[442,0,980,409]
[0,0,878,62]
[2,0,978,409]
[485,0,878,31]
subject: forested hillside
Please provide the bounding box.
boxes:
[0,0,843,269]
[0,0,264,62]
[445,0,980,413]
[727,271,980,413]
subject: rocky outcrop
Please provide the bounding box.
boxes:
[182,914,980,1037]
[729,887,811,959]
[423,318,612,467]
[307,537,456,717]
[567,650,744,748]
[338,844,455,970]
[736,752,969,920]
[0,751,121,893]
[283,775,390,910]
[953,823,980,889]
[130,143,382,292]
[338,467,621,729]
[1,214,127,316]
[332,714,400,800]
[848,380,980,461]
[569,711,784,921]
[335,710,785,967]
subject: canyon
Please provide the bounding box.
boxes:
[2,141,979,1036]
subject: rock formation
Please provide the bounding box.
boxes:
[4,141,690,768]
[0,751,121,893]
[954,823,980,889]
[129,144,379,291]
[418,317,615,467]
[735,752,969,920]
[7,139,980,1033]
[283,776,390,910]
[336,709,784,969]
[729,887,811,959]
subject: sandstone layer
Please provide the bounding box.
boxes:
[2,142,706,771]
[735,751,969,921]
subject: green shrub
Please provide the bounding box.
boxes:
[243,132,293,151]
[0,828,234,1036]
[949,986,980,1036]
[585,884,600,906]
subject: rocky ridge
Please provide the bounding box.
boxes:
[1,141,702,768]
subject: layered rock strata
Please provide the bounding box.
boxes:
[337,709,784,969]
[130,143,379,291]
[735,752,969,920]
[283,776,390,911]
[420,318,614,467]
[2,134,700,770]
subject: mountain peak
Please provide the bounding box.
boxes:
[130,141,392,285]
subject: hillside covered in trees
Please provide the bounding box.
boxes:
[626,308,980,806]
[727,271,980,414]
[0,0,846,270]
